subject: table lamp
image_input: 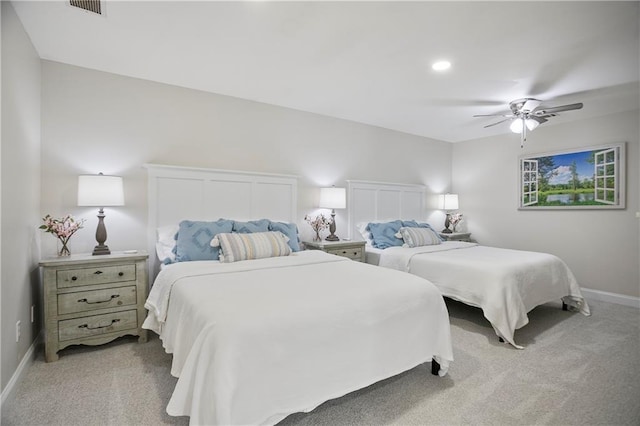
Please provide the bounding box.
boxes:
[77,173,124,255]
[319,187,346,241]
[440,193,459,234]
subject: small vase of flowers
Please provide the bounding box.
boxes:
[449,213,463,232]
[40,214,85,256]
[304,214,333,241]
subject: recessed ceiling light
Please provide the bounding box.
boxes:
[432,60,451,71]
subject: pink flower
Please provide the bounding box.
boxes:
[304,214,333,232]
[39,214,85,242]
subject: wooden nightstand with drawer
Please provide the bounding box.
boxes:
[303,240,366,262]
[39,252,149,362]
[438,232,473,242]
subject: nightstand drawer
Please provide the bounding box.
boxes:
[58,285,137,315]
[326,247,364,261]
[304,240,366,263]
[59,310,138,342]
[438,232,472,242]
[57,264,136,289]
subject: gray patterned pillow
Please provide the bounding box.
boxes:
[395,226,442,248]
[212,231,291,263]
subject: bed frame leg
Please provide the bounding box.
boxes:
[562,301,568,311]
[498,336,504,343]
[431,358,440,376]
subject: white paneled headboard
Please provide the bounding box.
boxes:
[347,180,426,241]
[145,164,297,275]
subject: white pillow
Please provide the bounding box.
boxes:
[212,231,291,263]
[395,227,442,248]
[356,222,372,245]
[155,225,178,263]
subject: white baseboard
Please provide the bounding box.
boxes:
[1,332,42,408]
[581,288,640,309]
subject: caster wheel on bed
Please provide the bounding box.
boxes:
[431,358,441,376]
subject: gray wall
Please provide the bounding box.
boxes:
[452,110,640,298]
[39,60,452,256]
[1,1,42,392]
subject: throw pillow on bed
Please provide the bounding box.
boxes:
[367,220,404,249]
[395,226,442,248]
[268,221,301,252]
[232,219,271,233]
[174,219,234,262]
[156,224,179,264]
[401,220,445,240]
[212,231,292,263]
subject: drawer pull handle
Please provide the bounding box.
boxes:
[77,294,120,305]
[94,270,103,275]
[118,272,124,277]
[78,319,120,330]
[71,276,78,281]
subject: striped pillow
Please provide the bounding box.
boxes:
[212,231,292,263]
[396,227,442,248]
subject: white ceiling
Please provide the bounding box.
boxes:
[11,0,640,143]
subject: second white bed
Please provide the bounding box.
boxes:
[372,241,590,348]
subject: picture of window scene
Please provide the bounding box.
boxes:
[520,144,625,209]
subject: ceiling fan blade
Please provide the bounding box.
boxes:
[473,113,513,118]
[483,118,511,128]
[426,99,506,107]
[534,102,583,115]
[521,99,541,112]
[530,116,548,125]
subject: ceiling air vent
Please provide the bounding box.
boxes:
[69,0,103,16]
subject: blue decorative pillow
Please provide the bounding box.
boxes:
[175,219,234,262]
[367,220,404,249]
[232,219,270,234]
[268,221,301,252]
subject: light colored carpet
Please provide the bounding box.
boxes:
[2,299,639,425]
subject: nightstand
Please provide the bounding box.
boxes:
[303,240,366,262]
[439,232,472,242]
[39,251,149,362]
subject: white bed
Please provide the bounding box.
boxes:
[347,180,590,349]
[373,241,590,348]
[142,165,454,425]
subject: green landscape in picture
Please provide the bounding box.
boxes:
[521,145,621,208]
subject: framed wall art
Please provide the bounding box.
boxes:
[519,142,626,209]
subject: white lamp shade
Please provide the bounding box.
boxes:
[525,118,540,131]
[77,175,125,207]
[440,193,459,210]
[319,187,346,209]
[510,118,524,133]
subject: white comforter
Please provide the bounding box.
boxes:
[378,242,590,348]
[144,250,453,425]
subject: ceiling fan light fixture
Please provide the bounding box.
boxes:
[525,118,540,131]
[510,118,524,133]
[475,98,583,147]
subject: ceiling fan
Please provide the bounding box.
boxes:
[474,98,583,147]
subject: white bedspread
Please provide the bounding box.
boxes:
[144,250,453,425]
[378,242,590,348]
